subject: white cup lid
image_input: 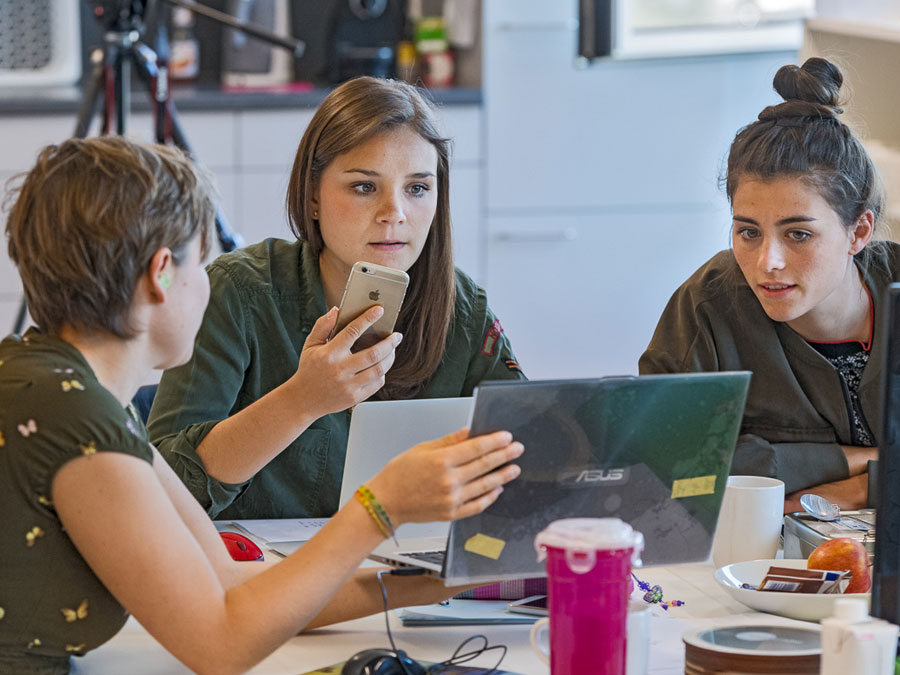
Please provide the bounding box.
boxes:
[534,518,644,565]
[833,597,869,622]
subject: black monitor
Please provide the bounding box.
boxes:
[872,283,900,624]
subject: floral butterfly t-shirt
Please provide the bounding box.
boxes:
[0,329,152,674]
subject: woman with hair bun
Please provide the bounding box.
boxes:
[640,58,896,512]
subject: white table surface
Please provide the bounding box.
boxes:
[72,558,818,675]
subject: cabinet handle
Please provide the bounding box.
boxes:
[495,20,578,33]
[492,228,578,243]
[578,0,613,60]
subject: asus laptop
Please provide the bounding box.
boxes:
[370,372,751,585]
[339,397,474,539]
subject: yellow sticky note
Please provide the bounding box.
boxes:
[464,533,506,560]
[671,475,717,499]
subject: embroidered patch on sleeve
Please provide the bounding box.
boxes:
[503,358,521,372]
[481,319,504,356]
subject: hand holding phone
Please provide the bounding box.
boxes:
[332,262,409,348]
[292,305,401,419]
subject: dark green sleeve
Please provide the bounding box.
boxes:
[461,287,527,395]
[641,281,850,492]
[639,284,720,374]
[732,434,849,494]
[147,263,252,515]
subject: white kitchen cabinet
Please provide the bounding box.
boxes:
[483,1,794,213]
[802,18,900,231]
[0,116,73,334]
[237,109,314,170]
[128,111,239,171]
[481,0,800,377]
[448,165,482,280]
[235,168,295,245]
[0,168,23,301]
[0,115,75,171]
[486,209,731,379]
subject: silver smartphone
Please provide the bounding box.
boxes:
[332,261,409,347]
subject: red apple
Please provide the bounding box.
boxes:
[807,537,871,594]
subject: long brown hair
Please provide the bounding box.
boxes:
[724,57,888,272]
[286,77,455,399]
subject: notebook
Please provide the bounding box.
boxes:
[339,396,475,539]
[370,372,751,585]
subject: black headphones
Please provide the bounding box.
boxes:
[341,648,426,675]
[343,570,508,674]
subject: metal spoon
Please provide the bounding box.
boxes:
[800,493,841,521]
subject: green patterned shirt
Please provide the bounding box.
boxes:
[0,330,153,674]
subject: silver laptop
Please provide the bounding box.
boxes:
[339,397,474,539]
[370,373,751,585]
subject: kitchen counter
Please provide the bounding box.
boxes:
[0,84,481,116]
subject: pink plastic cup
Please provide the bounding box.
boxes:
[531,518,644,674]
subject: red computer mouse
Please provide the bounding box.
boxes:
[220,532,265,561]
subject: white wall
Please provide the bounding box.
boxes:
[479,0,798,379]
[816,0,900,22]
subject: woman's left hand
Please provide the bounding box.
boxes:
[784,473,868,514]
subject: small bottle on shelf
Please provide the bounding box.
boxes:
[415,17,453,88]
[170,7,200,82]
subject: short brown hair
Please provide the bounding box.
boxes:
[287,77,455,399]
[6,136,216,338]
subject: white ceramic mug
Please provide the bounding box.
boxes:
[712,475,785,569]
[529,600,651,675]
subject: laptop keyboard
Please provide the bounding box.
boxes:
[405,550,446,566]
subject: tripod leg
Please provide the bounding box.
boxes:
[132,44,244,253]
[113,45,130,136]
[167,109,244,252]
[132,41,169,144]
[11,295,28,336]
[74,47,106,138]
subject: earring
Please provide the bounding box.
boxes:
[159,274,171,289]
[313,210,319,219]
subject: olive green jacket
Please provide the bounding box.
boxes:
[639,245,900,494]
[148,239,525,519]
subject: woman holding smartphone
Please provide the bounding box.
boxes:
[0,136,521,674]
[640,58,898,512]
[147,77,525,519]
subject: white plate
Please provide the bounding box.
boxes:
[714,558,870,622]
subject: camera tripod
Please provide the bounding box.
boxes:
[12,0,305,334]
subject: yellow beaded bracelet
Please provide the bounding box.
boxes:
[355,485,398,545]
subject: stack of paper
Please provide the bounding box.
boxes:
[227,518,329,556]
[397,600,538,626]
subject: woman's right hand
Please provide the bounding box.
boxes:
[366,428,523,526]
[292,306,401,417]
